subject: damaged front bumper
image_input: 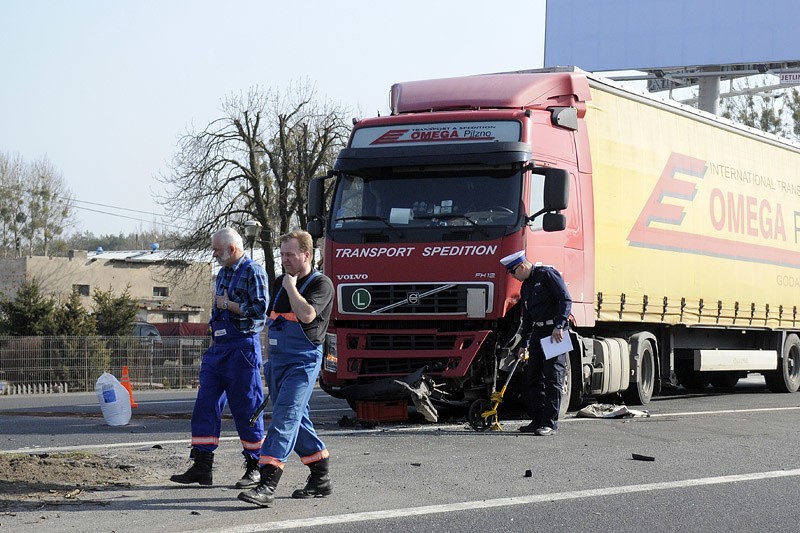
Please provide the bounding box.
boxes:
[320,366,431,402]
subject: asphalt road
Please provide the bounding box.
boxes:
[2,374,800,532]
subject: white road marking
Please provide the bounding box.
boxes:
[4,405,799,455]
[649,406,800,417]
[195,468,800,532]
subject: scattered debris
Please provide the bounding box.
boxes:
[337,415,357,427]
[392,378,439,423]
[631,453,655,462]
[576,403,650,419]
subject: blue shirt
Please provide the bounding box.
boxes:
[519,265,572,344]
[213,255,268,334]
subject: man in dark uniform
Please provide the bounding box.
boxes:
[238,229,334,507]
[500,250,572,436]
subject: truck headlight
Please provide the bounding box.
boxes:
[324,333,338,372]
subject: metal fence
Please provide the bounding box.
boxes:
[0,335,214,394]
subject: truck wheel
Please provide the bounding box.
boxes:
[765,333,800,393]
[710,371,740,389]
[675,358,710,390]
[622,339,656,405]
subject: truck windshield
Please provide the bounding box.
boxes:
[330,168,522,232]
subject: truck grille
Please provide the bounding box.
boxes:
[365,334,457,351]
[338,282,493,315]
[360,357,454,375]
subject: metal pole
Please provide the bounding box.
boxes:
[697,69,721,114]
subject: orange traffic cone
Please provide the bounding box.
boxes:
[121,365,138,408]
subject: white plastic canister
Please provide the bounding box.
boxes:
[95,372,132,426]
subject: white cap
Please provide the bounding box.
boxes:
[499,250,526,271]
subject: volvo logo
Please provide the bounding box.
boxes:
[407,292,420,305]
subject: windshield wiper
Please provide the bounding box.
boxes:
[333,215,404,237]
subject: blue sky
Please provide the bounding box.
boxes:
[0,0,546,236]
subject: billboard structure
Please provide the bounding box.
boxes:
[544,0,800,113]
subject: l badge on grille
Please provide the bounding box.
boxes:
[352,288,371,310]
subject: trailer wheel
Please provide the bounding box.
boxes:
[559,353,573,419]
[622,339,655,405]
[710,371,740,389]
[765,333,800,393]
[675,358,710,390]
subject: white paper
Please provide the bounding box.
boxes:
[389,207,413,224]
[540,333,573,359]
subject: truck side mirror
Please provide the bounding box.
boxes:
[542,212,566,232]
[307,218,324,239]
[543,168,569,211]
[308,176,326,220]
[527,166,570,228]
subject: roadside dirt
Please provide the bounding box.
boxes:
[0,448,174,513]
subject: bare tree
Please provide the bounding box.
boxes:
[721,79,800,141]
[0,152,26,257]
[262,81,351,235]
[26,157,74,256]
[0,152,73,257]
[786,88,800,138]
[159,82,350,287]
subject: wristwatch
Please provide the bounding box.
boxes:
[222,300,228,310]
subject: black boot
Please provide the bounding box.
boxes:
[237,464,283,507]
[292,457,333,498]
[235,455,261,489]
[169,449,213,486]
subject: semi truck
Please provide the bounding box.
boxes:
[307,67,800,421]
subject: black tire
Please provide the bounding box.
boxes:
[710,371,741,389]
[622,339,656,405]
[675,359,710,390]
[765,333,800,393]
[468,399,493,431]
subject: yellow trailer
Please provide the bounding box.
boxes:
[578,73,800,397]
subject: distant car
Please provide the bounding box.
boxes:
[131,322,166,365]
[132,322,163,340]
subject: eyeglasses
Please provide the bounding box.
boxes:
[507,264,522,275]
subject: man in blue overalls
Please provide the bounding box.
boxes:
[501,250,572,436]
[170,227,268,488]
[238,229,334,507]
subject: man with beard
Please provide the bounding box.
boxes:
[170,227,268,489]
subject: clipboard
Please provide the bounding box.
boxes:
[540,333,573,360]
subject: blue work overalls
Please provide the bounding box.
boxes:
[259,272,328,468]
[191,258,265,459]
